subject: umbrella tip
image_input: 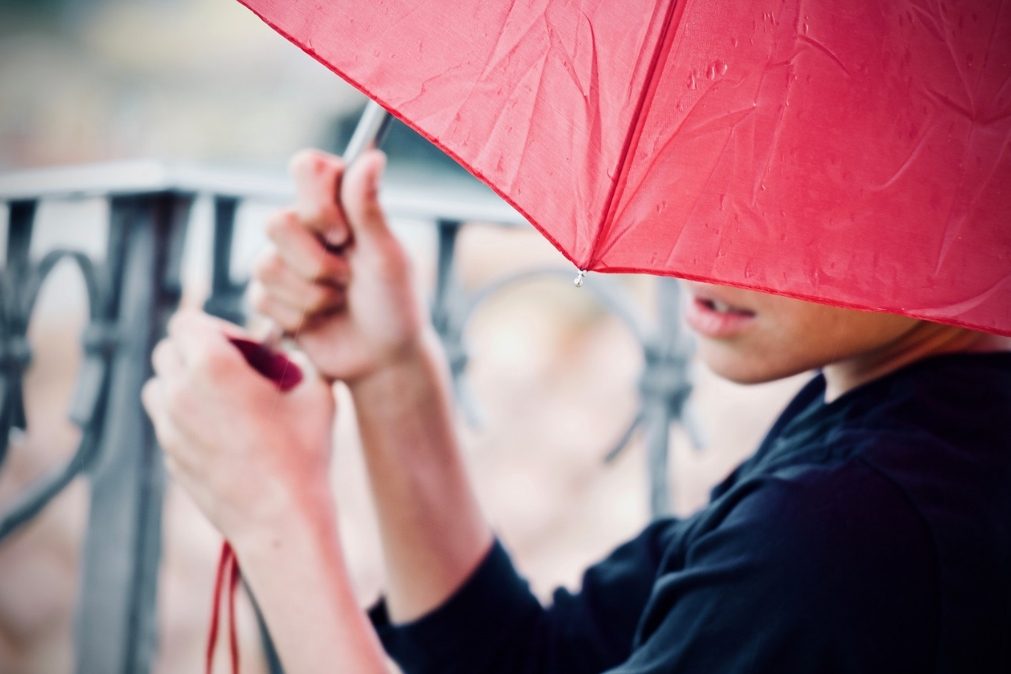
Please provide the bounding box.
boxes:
[574,270,587,288]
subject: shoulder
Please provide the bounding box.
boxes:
[705,459,933,564]
[688,459,938,619]
[630,461,939,671]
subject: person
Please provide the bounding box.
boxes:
[142,148,1011,673]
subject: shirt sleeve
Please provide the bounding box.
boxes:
[368,518,677,674]
[605,461,937,673]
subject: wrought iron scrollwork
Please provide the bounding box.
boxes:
[0,246,113,540]
[428,220,696,517]
[0,159,698,672]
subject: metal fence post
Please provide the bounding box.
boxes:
[0,200,36,466]
[74,192,191,674]
[641,278,694,518]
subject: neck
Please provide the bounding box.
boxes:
[822,325,1011,403]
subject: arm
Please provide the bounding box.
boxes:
[245,148,666,672]
[232,488,387,674]
[347,330,493,622]
[142,312,388,673]
[249,149,492,622]
[605,465,935,673]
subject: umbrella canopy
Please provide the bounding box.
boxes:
[238,0,1011,336]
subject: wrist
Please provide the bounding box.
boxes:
[346,326,447,403]
[229,477,338,560]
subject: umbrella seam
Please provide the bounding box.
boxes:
[233,0,583,271]
[584,0,686,271]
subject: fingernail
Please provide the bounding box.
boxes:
[325,228,349,247]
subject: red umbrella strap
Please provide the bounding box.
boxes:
[206,542,241,674]
[228,548,241,674]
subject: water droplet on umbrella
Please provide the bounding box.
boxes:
[706,60,728,80]
[687,70,698,90]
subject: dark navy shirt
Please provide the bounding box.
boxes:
[369,352,1011,673]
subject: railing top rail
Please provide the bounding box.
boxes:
[0,159,528,228]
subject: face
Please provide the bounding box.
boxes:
[681,281,931,384]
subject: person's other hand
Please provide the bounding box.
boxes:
[248,148,428,385]
[141,309,336,545]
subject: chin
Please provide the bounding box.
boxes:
[697,342,797,385]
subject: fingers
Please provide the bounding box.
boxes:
[265,209,351,284]
[288,147,392,246]
[288,149,350,247]
[166,310,247,378]
[142,377,194,462]
[253,243,348,299]
[151,339,183,377]
[250,254,346,328]
[341,149,391,241]
[248,283,344,333]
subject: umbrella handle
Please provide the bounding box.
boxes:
[257,100,392,349]
[342,99,392,167]
[227,336,303,391]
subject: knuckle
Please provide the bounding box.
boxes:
[288,148,323,177]
[166,310,185,338]
[252,250,283,283]
[304,286,333,313]
[278,311,303,332]
[141,379,158,413]
[306,254,334,283]
[164,380,190,419]
[150,340,167,366]
[247,283,272,314]
[375,248,411,282]
[265,209,297,241]
[196,347,230,378]
[183,339,221,377]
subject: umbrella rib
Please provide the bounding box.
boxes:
[974,0,1006,94]
[596,94,757,264]
[583,0,685,271]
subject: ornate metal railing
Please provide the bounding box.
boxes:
[0,159,695,673]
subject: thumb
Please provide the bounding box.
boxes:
[288,149,350,248]
[340,149,391,243]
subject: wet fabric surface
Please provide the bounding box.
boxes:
[370,352,1011,673]
[239,0,1011,334]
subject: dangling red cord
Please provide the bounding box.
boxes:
[205,337,303,674]
[206,543,240,674]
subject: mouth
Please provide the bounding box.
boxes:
[684,291,757,339]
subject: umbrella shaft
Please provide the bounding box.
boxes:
[344,99,392,165]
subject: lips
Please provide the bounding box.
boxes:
[683,288,757,339]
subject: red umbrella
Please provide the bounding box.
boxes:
[206,3,1010,668]
[239,0,1011,335]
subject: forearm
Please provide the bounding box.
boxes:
[348,328,493,623]
[232,488,388,674]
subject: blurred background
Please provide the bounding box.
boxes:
[0,0,805,671]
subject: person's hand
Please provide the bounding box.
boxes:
[141,309,336,545]
[248,148,428,385]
